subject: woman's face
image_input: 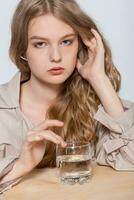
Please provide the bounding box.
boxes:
[26,14,79,85]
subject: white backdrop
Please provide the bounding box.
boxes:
[0,0,134,101]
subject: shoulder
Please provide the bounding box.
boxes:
[0,72,21,134]
[0,72,21,108]
[0,81,11,107]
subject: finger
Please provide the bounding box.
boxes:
[76,59,83,74]
[28,130,66,147]
[89,37,97,50]
[81,37,92,48]
[91,29,104,52]
[38,130,67,147]
[80,34,97,55]
[52,133,67,147]
[32,119,64,131]
[27,134,45,143]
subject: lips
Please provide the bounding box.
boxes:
[48,67,64,75]
[48,67,64,71]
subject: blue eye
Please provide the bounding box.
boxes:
[34,42,46,48]
[61,40,73,46]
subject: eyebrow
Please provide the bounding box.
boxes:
[29,33,77,41]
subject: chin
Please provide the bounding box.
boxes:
[43,76,67,85]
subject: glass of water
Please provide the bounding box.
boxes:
[56,141,92,185]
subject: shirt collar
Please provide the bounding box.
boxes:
[0,71,28,109]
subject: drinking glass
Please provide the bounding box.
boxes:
[56,141,92,185]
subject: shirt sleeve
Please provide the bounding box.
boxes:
[0,144,22,193]
[94,98,134,171]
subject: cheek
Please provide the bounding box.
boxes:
[26,47,47,67]
[64,45,78,64]
[26,53,45,75]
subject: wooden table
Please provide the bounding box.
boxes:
[2,164,134,200]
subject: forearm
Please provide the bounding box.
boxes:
[89,75,124,117]
[0,159,32,184]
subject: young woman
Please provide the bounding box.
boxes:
[0,0,134,193]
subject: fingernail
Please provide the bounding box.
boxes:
[91,28,95,32]
[57,140,60,144]
[62,142,67,147]
[36,135,43,140]
[59,122,64,125]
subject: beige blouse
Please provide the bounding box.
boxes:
[0,71,134,194]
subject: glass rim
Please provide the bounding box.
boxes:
[56,141,90,148]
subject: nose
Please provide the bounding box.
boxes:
[49,45,62,63]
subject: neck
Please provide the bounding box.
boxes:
[21,75,63,110]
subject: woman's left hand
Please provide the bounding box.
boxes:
[76,29,106,82]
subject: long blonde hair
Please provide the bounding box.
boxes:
[9,0,121,167]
